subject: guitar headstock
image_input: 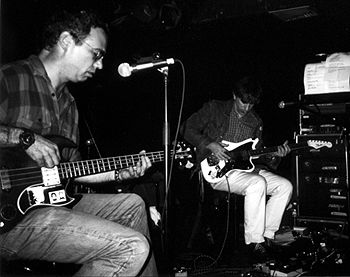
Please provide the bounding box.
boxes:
[307,140,333,149]
[174,140,195,169]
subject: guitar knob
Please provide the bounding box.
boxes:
[0,205,17,221]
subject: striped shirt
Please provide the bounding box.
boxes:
[0,55,80,161]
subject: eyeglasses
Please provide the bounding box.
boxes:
[81,40,106,62]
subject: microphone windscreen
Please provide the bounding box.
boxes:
[118,63,132,77]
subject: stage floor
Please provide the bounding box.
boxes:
[160,223,350,277]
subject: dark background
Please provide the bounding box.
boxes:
[2,0,350,273]
[2,0,350,158]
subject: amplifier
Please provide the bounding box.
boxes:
[295,134,349,224]
[299,102,350,135]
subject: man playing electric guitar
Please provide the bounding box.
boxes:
[0,10,157,277]
[182,76,293,262]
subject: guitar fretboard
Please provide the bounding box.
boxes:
[247,141,308,157]
[58,151,165,179]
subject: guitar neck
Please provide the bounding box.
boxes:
[58,151,164,179]
[249,141,309,157]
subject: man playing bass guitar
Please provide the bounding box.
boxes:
[0,9,157,277]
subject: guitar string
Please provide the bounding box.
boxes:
[3,148,190,178]
[3,141,317,188]
[1,155,162,188]
[3,140,323,189]
[1,150,190,189]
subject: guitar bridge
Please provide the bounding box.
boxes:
[207,155,219,166]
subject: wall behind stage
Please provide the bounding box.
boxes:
[2,0,350,163]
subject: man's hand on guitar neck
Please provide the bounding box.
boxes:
[119,150,152,180]
[273,140,291,157]
[26,134,61,168]
[207,141,230,161]
[76,150,152,184]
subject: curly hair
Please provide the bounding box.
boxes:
[42,10,109,49]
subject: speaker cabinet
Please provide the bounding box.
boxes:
[295,134,349,226]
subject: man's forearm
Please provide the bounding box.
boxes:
[74,171,116,184]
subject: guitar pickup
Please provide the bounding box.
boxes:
[41,166,60,186]
[207,155,219,166]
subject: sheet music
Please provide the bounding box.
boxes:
[304,52,350,95]
[304,63,326,95]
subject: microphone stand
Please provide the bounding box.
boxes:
[158,66,171,259]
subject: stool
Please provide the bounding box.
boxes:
[186,171,242,254]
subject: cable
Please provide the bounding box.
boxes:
[83,117,103,159]
[189,175,233,275]
[155,59,186,256]
[160,58,186,223]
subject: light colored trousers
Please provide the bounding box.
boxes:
[212,169,293,244]
[0,193,158,277]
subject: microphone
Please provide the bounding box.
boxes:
[118,58,175,77]
[278,101,301,109]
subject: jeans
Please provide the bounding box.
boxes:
[0,193,158,276]
[212,169,293,244]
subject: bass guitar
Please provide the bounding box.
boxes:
[201,138,332,184]
[0,137,193,234]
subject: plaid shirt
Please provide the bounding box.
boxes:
[0,55,80,161]
[223,106,263,143]
[182,99,263,163]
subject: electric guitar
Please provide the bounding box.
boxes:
[201,138,332,184]
[0,137,194,234]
